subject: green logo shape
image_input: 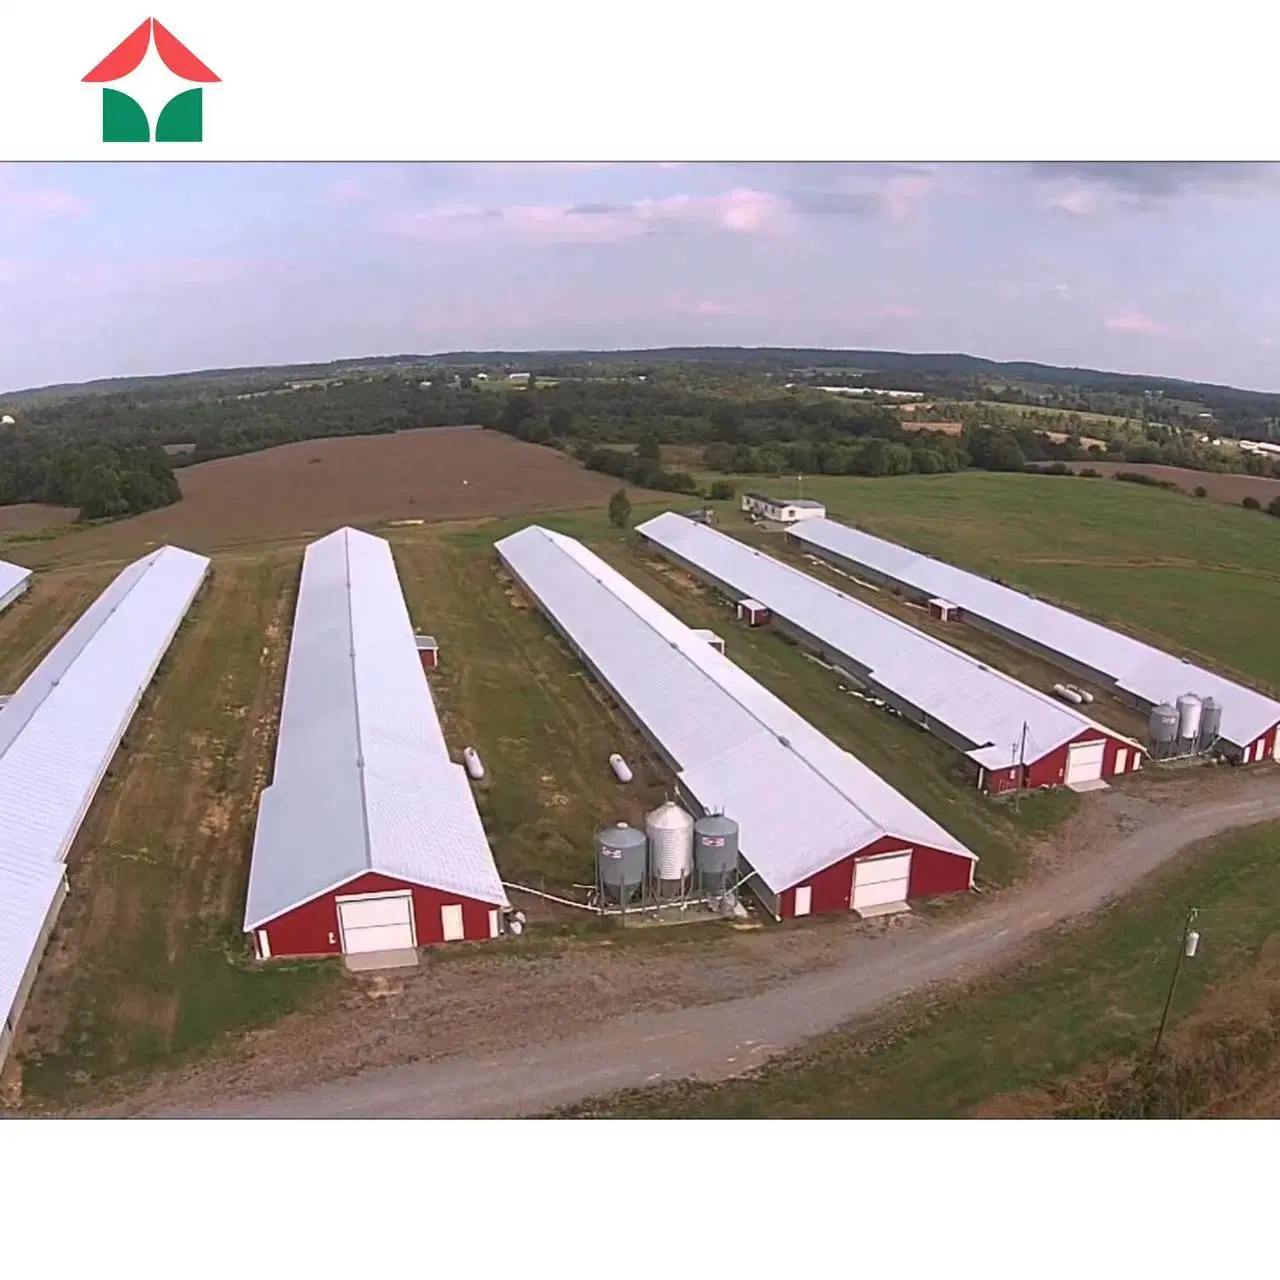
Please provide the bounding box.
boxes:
[156,88,203,142]
[102,88,150,142]
[100,87,204,143]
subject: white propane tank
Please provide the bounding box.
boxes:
[463,747,485,780]
[609,753,634,783]
[508,916,525,936]
[1076,688,1095,704]
[1052,683,1083,705]
[1185,930,1200,958]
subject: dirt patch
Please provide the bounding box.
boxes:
[28,429,655,566]
[70,917,874,1118]
[0,502,75,535]
[1045,461,1280,505]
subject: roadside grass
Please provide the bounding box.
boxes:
[691,473,1280,692]
[16,555,337,1107]
[564,820,1280,1118]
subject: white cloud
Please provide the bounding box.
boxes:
[1103,308,1180,338]
[388,187,794,245]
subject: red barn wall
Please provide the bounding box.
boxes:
[775,835,973,919]
[1241,725,1278,763]
[259,870,500,958]
[983,729,1144,793]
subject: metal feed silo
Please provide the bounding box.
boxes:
[1176,693,1203,752]
[597,822,648,905]
[1148,703,1179,759]
[694,813,739,895]
[646,801,695,897]
[1198,696,1223,752]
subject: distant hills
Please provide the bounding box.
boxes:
[4,347,1278,434]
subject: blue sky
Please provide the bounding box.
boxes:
[2,162,1279,393]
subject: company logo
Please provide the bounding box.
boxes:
[83,19,219,143]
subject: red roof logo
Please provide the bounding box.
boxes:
[83,19,219,142]
[84,18,219,84]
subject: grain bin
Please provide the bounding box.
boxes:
[596,822,648,905]
[646,801,695,897]
[694,813,739,894]
[1198,697,1223,751]
[1148,703,1179,759]
[1176,694,1203,749]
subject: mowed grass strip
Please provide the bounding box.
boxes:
[566,820,1280,1118]
[16,553,335,1107]
[392,527,672,890]
[697,473,1280,690]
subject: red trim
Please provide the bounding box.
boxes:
[83,18,152,82]
[152,20,221,82]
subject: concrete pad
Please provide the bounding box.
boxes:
[855,901,912,920]
[344,948,420,973]
[1067,778,1110,794]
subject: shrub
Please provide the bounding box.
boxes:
[1078,467,1101,478]
[1041,462,1073,476]
[1114,471,1180,492]
[1268,496,1280,518]
[608,488,632,528]
[1194,485,1208,498]
[1242,496,1262,510]
[707,480,736,501]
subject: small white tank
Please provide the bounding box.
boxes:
[1052,683,1083,705]
[646,801,695,891]
[463,747,485,780]
[609,753,634,783]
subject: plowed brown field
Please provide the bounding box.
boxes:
[25,427,644,566]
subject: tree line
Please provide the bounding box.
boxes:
[0,437,182,521]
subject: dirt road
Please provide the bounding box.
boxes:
[175,777,1280,1119]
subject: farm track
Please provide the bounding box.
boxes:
[162,772,1280,1119]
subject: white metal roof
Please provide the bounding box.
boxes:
[244,527,505,931]
[790,518,1280,750]
[0,544,210,1040]
[0,558,31,609]
[495,525,975,895]
[638,513,1142,772]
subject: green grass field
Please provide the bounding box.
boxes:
[564,819,1280,1118]
[698,472,1280,693]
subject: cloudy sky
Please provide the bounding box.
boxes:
[2,161,1279,393]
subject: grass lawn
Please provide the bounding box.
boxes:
[566,820,1280,1118]
[693,472,1280,693]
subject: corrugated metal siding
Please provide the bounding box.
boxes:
[243,527,505,933]
[638,514,1142,779]
[495,525,976,895]
[0,544,209,1050]
[791,518,1280,751]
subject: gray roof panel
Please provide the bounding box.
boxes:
[791,519,1280,750]
[638,513,1142,772]
[243,527,505,931]
[0,545,209,1041]
[495,525,976,894]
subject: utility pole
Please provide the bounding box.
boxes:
[1012,720,1029,813]
[1152,906,1200,1059]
